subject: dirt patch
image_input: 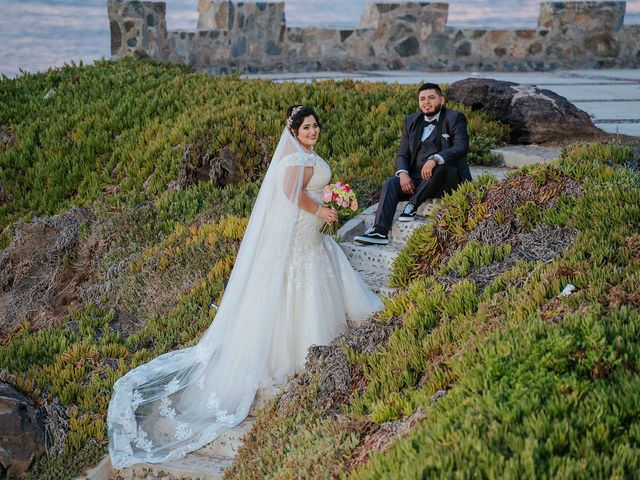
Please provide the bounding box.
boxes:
[604,278,640,311]
[466,169,582,246]
[278,316,402,418]
[437,225,578,290]
[625,234,640,261]
[0,125,17,147]
[345,408,426,473]
[0,208,98,342]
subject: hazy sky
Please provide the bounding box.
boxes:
[165,0,640,30]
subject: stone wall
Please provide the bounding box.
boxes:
[108,1,640,73]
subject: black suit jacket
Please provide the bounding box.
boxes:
[395,107,472,182]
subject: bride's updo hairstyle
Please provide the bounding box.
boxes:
[286,105,322,135]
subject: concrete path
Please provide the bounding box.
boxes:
[244,69,640,138]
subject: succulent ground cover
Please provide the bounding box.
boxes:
[227,143,640,479]
[3,58,637,479]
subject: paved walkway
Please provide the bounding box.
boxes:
[244,69,640,138]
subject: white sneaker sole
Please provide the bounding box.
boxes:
[354,236,390,245]
[398,216,416,222]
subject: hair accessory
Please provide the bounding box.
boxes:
[286,105,305,129]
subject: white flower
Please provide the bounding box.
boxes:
[159,397,176,418]
[218,410,235,425]
[134,426,154,452]
[175,422,193,441]
[165,378,180,393]
[131,390,144,408]
[207,393,221,410]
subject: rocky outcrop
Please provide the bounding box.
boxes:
[446,78,602,144]
[172,143,244,191]
[0,383,47,479]
[108,1,639,73]
[278,316,401,417]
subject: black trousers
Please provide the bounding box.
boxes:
[374,165,460,234]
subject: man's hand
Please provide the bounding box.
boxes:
[399,172,414,194]
[421,159,437,180]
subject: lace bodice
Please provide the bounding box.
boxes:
[281,151,331,200]
[303,153,331,202]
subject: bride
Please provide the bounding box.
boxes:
[107,105,383,468]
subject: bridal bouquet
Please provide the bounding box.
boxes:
[320,181,359,239]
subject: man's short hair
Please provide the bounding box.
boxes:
[418,83,443,96]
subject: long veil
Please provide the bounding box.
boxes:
[107,128,313,468]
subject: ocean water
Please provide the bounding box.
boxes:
[1,0,639,78]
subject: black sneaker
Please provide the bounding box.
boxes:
[399,203,417,222]
[354,227,389,245]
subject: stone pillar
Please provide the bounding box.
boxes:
[538,1,626,65]
[617,25,640,67]
[359,2,450,69]
[107,0,174,61]
[197,0,233,30]
[197,1,286,66]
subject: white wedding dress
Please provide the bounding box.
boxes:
[107,128,382,468]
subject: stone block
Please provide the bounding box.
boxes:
[455,41,471,57]
[394,36,419,57]
[538,1,625,34]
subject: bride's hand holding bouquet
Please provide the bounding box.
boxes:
[319,181,359,239]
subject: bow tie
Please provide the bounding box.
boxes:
[424,118,438,127]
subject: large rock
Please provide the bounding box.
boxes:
[0,382,47,478]
[447,78,602,144]
[173,143,244,191]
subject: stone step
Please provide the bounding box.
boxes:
[490,145,561,168]
[340,241,400,276]
[469,165,513,180]
[102,387,280,480]
[193,417,255,459]
[249,385,279,416]
[353,264,397,297]
[390,218,429,245]
[338,200,438,246]
[111,454,233,480]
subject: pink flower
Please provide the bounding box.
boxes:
[332,193,338,200]
[321,190,332,203]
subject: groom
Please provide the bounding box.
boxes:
[355,82,472,245]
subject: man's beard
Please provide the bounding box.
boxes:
[423,104,443,116]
